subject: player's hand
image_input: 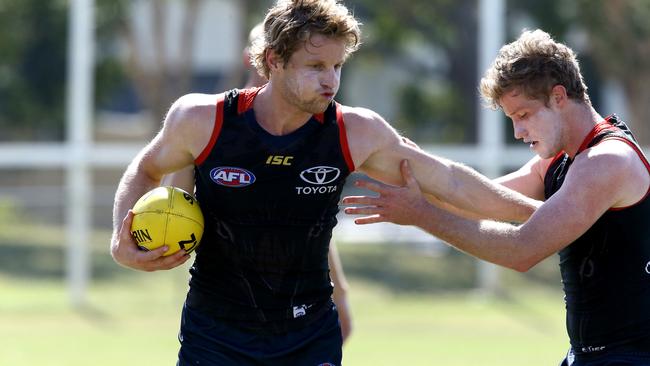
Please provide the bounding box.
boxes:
[343,160,429,226]
[110,210,190,271]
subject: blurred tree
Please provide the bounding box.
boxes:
[346,0,478,143]
[116,0,203,135]
[114,0,272,135]
[576,0,650,145]
[0,0,126,141]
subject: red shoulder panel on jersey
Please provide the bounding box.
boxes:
[335,102,355,172]
[237,87,262,115]
[195,93,225,166]
[576,120,618,155]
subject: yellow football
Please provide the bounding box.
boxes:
[130,186,204,256]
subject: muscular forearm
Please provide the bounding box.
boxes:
[412,202,542,272]
[442,162,541,223]
[112,160,160,239]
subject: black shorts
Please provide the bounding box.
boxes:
[177,301,343,366]
[560,348,650,366]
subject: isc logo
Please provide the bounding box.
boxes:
[210,167,256,187]
[266,155,293,166]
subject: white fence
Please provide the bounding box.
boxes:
[0,0,516,306]
[11,0,637,306]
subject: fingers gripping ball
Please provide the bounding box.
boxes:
[130,186,204,256]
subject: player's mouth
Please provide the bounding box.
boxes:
[525,140,538,148]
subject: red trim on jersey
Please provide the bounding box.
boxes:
[576,119,618,155]
[313,112,325,124]
[237,87,263,115]
[335,102,355,172]
[543,118,618,177]
[195,94,225,166]
[543,151,567,177]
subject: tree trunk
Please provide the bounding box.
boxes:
[119,0,204,136]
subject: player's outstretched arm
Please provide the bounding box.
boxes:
[345,141,639,271]
[343,106,541,223]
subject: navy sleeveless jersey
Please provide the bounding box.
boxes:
[544,115,650,354]
[187,88,354,332]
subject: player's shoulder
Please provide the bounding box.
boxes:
[572,138,644,184]
[165,93,220,129]
[573,134,649,207]
[171,93,220,117]
[340,105,384,125]
[339,105,397,139]
[338,104,402,166]
[579,138,640,168]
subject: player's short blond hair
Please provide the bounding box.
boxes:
[480,29,590,109]
[250,0,361,79]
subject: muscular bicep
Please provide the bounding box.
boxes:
[495,156,550,200]
[344,106,539,222]
[137,123,194,183]
[342,107,451,188]
[360,139,445,186]
[138,94,215,182]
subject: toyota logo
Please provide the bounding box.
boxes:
[300,166,340,185]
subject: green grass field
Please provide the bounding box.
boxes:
[0,217,569,365]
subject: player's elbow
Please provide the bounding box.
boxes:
[509,255,541,273]
[109,242,122,265]
[511,261,534,273]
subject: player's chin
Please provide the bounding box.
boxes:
[309,97,333,112]
[310,101,330,114]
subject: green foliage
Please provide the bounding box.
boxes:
[348,0,478,143]
[575,0,650,77]
[0,0,68,140]
[0,223,567,365]
[0,0,127,141]
[94,0,130,107]
[396,82,470,143]
[0,198,21,225]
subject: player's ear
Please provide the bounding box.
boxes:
[266,49,282,72]
[550,85,568,106]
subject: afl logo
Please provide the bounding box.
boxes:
[210,167,256,187]
[645,261,650,274]
[300,166,340,185]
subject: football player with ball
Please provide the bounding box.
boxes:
[110,1,538,365]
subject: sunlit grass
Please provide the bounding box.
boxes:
[0,222,568,366]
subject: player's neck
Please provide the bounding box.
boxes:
[253,83,313,136]
[564,103,604,158]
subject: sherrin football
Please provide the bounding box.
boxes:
[130,186,204,256]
